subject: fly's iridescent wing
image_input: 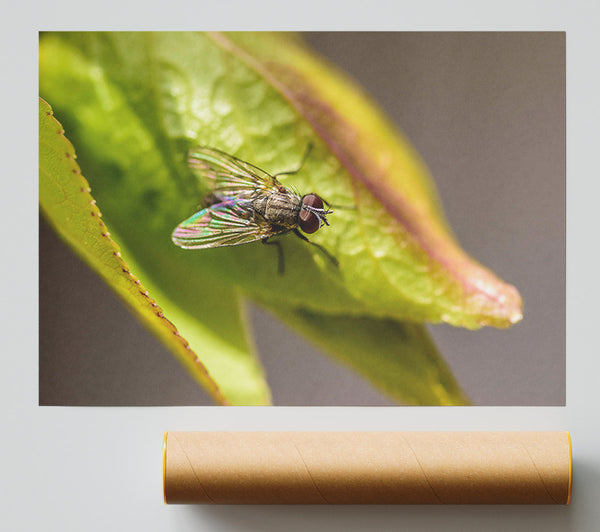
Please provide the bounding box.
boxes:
[172,198,277,249]
[188,147,282,201]
[173,147,291,250]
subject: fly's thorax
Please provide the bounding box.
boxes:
[254,191,303,229]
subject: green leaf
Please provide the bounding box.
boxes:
[271,305,470,405]
[39,32,522,405]
[39,97,271,406]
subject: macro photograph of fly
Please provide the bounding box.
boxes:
[171,145,337,274]
[39,32,564,409]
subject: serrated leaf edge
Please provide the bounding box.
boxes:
[40,97,229,405]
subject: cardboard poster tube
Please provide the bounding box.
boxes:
[163,431,572,505]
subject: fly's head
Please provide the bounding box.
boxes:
[298,194,333,234]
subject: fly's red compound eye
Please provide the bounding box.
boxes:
[299,210,319,234]
[302,194,324,210]
[299,194,324,234]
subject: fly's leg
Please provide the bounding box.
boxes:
[293,229,339,268]
[272,143,313,179]
[262,237,285,275]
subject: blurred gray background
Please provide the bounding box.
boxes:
[39,32,565,406]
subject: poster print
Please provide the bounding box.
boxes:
[39,32,565,406]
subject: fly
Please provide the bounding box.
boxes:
[171,145,338,274]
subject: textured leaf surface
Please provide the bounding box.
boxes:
[38,32,522,404]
